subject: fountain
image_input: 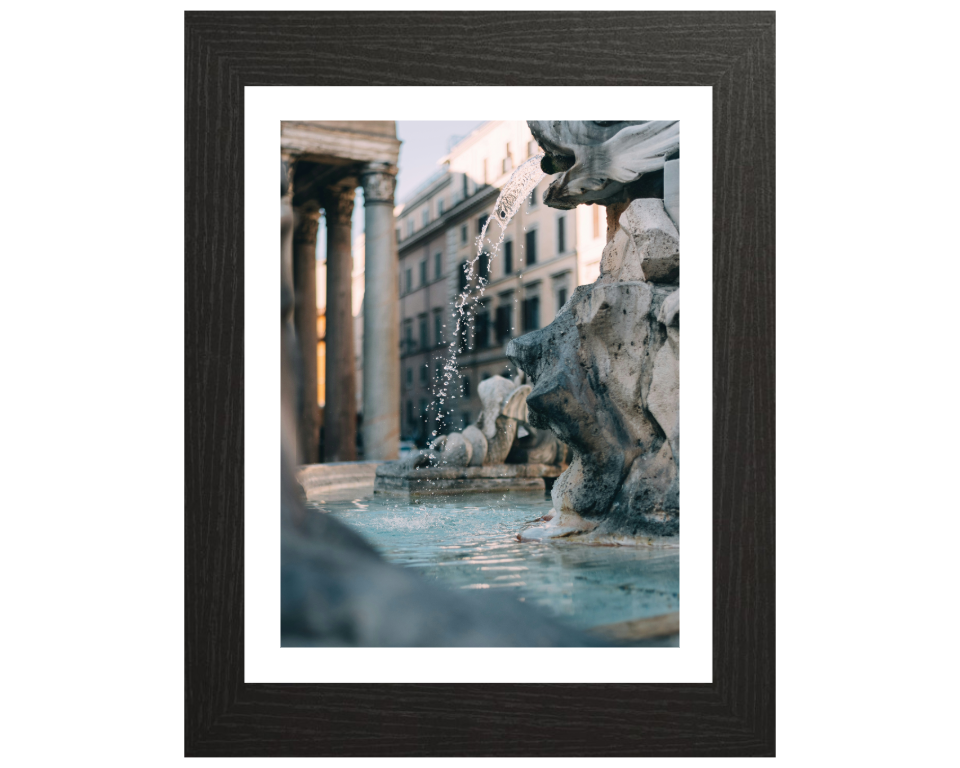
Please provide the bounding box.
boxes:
[374,121,681,542]
[374,373,570,493]
[282,119,682,646]
[373,153,570,495]
[508,121,680,545]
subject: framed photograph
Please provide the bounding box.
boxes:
[185,10,774,757]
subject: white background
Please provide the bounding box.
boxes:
[246,85,712,683]
[1,0,957,766]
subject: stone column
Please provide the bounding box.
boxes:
[359,163,400,460]
[292,202,322,465]
[321,182,358,462]
[280,159,298,466]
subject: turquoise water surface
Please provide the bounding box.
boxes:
[306,488,679,633]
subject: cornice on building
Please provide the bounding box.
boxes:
[399,170,452,213]
[281,121,401,165]
[397,184,499,254]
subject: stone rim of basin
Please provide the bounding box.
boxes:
[517,508,680,548]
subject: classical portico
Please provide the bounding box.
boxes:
[281,122,401,463]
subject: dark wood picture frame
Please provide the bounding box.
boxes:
[185,11,775,757]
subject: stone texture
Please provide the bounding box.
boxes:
[507,198,680,541]
[483,383,529,464]
[599,199,679,284]
[297,460,382,499]
[441,432,472,467]
[391,375,568,478]
[527,120,679,210]
[360,164,400,460]
[507,423,570,466]
[461,425,487,467]
[374,462,563,495]
[648,339,679,465]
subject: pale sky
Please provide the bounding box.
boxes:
[394,120,487,204]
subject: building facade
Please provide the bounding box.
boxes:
[395,121,608,444]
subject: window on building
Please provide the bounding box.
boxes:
[477,214,488,235]
[526,229,537,265]
[438,198,445,215]
[557,216,566,253]
[419,259,427,286]
[527,139,538,158]
[463,377,471,398]
[407,219,414,237]
[420,365,428,385]
[502,143,513,173]
[593,204,601,239]
[557,287,568,312]
[461,224,467,243]
[406,367,413,387]
[481,371,491,381]
[396,227,401,243]
[522,295,540,332]
[462,412,471,427]
[419,315,428,350]
[434,251,442,279]
[422,208,429,226]
[462,174,469,199]
[503,240,513,275]
[406,400,414,425]
[404,320,413,353]
[458,260,469,294]
[495,304,513,343]
[434,311,443,346]
[483,158,488,184]
[419,398,428,420]
[528,185,538,209]
[475,310,490,349]
[405,267,412,293]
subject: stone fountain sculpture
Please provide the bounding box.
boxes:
[508,121,680,544]
[280,161,598,646]
[528,120,679,223]
[374,374,569,494]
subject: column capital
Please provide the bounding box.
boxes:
[293,203,321,246]
[320,182,356,226]
[359,162,397,204]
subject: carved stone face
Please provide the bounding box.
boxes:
[527,121,679,209]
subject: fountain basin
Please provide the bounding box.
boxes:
[296,460,383,500]
[305,488,679,639]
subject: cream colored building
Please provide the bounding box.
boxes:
[395,121,607,443]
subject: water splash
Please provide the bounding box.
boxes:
[429,154,545,448]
